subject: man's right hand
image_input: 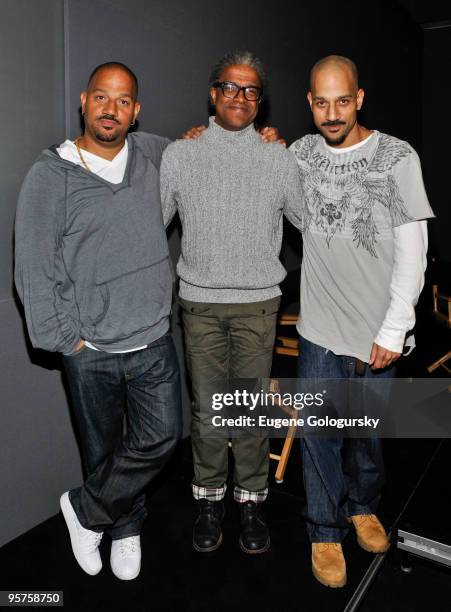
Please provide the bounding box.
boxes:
[181,125,207,140]
[74,339,86,353]
[369,342,400,370]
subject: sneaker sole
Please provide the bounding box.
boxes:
[111,563,141,581]
[192,532,223,553]
[239,536,270,555]
[312,565,347,588]
[60,493,102,576]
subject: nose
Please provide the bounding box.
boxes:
[235,88,247,102]
[103,97,117,116]
[326,103,339,121]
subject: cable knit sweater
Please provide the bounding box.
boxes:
[160,117,302,303]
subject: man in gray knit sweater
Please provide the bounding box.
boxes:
[160,51,302,554]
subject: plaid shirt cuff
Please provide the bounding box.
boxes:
[234,486,268,503]
[192,483,227,501]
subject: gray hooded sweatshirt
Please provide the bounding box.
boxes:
[15,132,172,354]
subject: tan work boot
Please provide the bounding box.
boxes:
[311,543,347,588]
[351,514,390,553]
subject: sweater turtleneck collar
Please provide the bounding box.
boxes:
[203,115,259,144]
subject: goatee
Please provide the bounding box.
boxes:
[324,133,347,146]
[94,130,119,143]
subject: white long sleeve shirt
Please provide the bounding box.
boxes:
[374,220,428,353]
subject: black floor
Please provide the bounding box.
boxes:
[1,435,449,612]
[1,282,450,611]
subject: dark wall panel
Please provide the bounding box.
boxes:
[0,0,83,547]
[0,0,66,300]
[422,26,451,262]
[66,0,422,145]
[0,300,82,547]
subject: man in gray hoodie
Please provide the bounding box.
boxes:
[15,62,182,581]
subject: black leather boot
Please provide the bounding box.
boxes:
[239,501,270,554]
[193,499,225,552]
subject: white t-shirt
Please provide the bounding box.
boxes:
[57,139,128,183]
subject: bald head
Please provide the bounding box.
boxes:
[307,55,367,147]
[310,55,358,90]
[87,61,139,99]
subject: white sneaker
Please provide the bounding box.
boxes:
[110,535,141,580]
[60,492,103,575]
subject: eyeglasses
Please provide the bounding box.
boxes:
[213,81,262,102]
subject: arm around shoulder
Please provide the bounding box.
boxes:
[131,131,172,171]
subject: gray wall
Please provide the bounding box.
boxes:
[1,0,425,547]
[0,0,83,548]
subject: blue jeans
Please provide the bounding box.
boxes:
[62,332,182,539]
[297,336,395,543]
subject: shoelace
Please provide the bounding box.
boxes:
[316,543,341,554]
[354,514,377,526]
[76,521,103,552]
[118,536,139,558]
[200,501,221,517]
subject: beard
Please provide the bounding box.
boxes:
[93,128,120,143]
[320,117,356,147]
[324,131,348,146]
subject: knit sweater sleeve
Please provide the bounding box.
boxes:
[160,145,179,228]
[282,150,303,231]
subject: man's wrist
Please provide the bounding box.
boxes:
[374,329,405,354]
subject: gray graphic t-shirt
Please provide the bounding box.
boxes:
[289,131,434,361]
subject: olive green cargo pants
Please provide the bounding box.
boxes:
[179,296,280,502]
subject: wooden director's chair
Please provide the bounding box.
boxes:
[269,311,300,482]
[228,311,300,483]
[228,377,298,483]
[428,284,451,374]
[268,385,298,483]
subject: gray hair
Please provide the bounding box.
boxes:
[209,51,267,90]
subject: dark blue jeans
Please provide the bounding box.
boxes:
[62,332,182,540]
[297,336,395,543]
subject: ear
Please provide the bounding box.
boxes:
[307,91,313,111]
[209,86,217,107]
[133,101,141,121]
[356,88,365,111]
[80,91,87,114]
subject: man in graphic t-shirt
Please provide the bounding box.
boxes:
[289,55,434,588]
